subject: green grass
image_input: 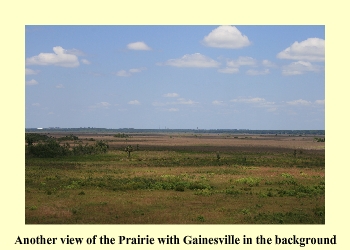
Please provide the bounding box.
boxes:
[25,142,325,224]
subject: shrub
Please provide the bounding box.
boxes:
[27,139,70,157]
[27,139,109,158]
[236,177,261,187]
[57,134,79,141]
[25,133,51,145]
[114,133,129,138]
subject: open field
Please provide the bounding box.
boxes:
[25,132,325,224]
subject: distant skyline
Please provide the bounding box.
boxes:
[25,25,325,130]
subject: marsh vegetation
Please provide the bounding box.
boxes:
[25,132,325,224]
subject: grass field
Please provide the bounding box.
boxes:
[25,133,325,224]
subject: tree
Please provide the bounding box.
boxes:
[124,145,133,158]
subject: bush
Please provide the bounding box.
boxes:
[27,139,70,157]
[27,139,109,158]
[57,134,79,141]
[72,141,109,155]
[25,133,51,145]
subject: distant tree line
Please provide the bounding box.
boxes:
[25,128,325,136]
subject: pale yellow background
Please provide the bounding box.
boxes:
[1,0,348,249]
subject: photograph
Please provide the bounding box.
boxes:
[25,25,325,224]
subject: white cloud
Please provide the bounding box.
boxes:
[66,48,86,56]
[230,97,276,111]
[246,69,270,75]
[163,93,179,98]
[286,99,312,106]
[129,67,146,73]
[115,67,146,77]
[262,60,277,68]
[277,38,325,62]
[152,97,198,106]
[128,100,140,105]
[25,68,39,75]
[218,56,256,74]
[89,102,111,110]
[26,46,80,67]
[231,97,266,104]
[115,70,131,77]
[282,61,321,75]
[202,25,251,49]
[227,56,257,67]
[218,67,239,74]
[26,79,38,85]
[56,84,64,88]
[177,98,198,105]
[81,59,91,65]
[212,100,224,105]
[314,99,325,105]
[99,102,111,107]
[164,53,220,68]
[127,41,152,50]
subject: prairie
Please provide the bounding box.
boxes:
[25,132,325,224]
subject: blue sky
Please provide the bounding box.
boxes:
[25,25,325,130]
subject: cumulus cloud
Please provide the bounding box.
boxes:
[218,56,256,74]
[115,67,146,77]
[99,102,111,107]
[277,38,325,62]
[25,68,39,75]
[56,84,64,88]
[89,102,111,110]
[228,56,257,67]
[153,97,198,107]
[26,46,80,67]
[163,93,179,98]
[127,41,152,50]
[286,99,312,106]
[282,61,321,75]
[26,79,38,85]
[66,48,86,56]
[115,70,131,77]
[129,67,146,73]
[218,67,239,74]
[202,25,251,49]
[177,98,198,105]
[128,100,140,105]
[262,60,277,68]
[230,97,276,111]
[81,59,91,65]
[231,97,267,104]
[164,53,220,68]
[212,100,224,105]
[314,99,325,105]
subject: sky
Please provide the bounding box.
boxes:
[25,25,325,130]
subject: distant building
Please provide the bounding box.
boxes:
[37,128,43,130]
